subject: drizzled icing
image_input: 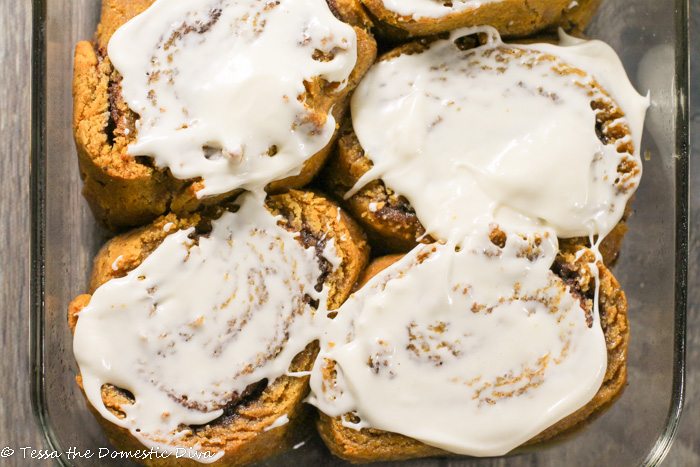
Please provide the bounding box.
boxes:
[379,0,504,20]
[349,27,647,242]
[309,27,647,456]
[309,226,607,456]
[108,0,357,198]
[73,191,336,462]
[77,13,647,460]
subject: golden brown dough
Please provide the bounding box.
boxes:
[68,190,370,467]
[361,0,603,40]
[323,35,638,263]
[315,245,628,463]
[72,0,378,232]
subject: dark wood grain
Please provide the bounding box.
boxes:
[0,1,697,466]
[0,0,51,465]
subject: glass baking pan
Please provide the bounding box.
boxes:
[29,0,689,465]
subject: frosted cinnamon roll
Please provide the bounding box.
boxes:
[360,0,603,40]
[324,27,647,262]
[309,225,628,462]
[72,0,377,231]
[68,190,369,466]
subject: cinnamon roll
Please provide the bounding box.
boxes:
[359,0,603,40]
[310,226,628,462]
[324,27,646,263]
[68,190,369,466]
[72,0,377,231]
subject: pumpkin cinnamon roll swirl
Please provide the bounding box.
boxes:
[323,27,646,263]
[309,225,628,462]
[359,0,603,40]
[68,190,369,466]
[72,0,377,232]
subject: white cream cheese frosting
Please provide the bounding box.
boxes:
[349,27,648,242]
[73,191,337,461]
[309,226,607,456]
[379,0,504,20]
[108,0,358,197]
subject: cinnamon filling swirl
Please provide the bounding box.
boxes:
[73,191,339,461]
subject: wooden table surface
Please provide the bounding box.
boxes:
[1,0,697,465]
